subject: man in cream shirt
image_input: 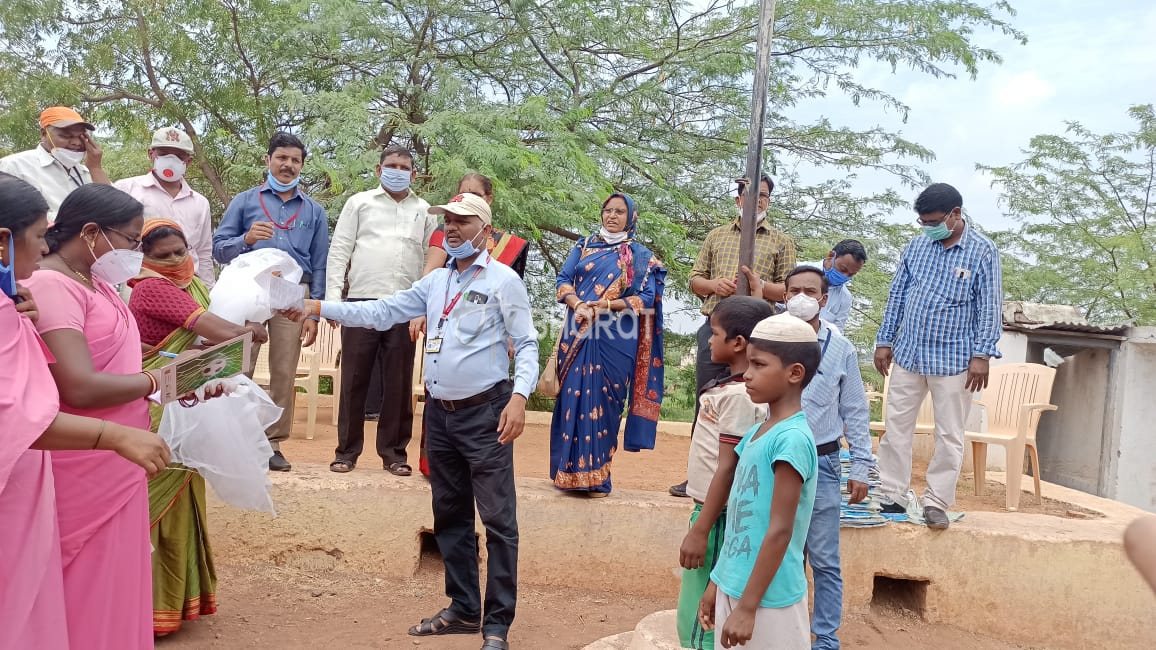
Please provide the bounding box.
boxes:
[325,145,437,475]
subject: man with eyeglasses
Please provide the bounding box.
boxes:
[0,107,110,221]
[873,182,1003,529]
[671,173,797,498]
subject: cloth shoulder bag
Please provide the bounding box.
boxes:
[536,333,562,397]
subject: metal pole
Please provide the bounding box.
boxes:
[736,0,778,297]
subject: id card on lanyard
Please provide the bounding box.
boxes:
[426,265,484,354]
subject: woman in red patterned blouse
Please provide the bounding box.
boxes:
[129,220,266,349]
[125,219,267,637]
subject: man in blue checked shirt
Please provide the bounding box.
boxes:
[873,182,1002,530]
[280,192,536,650]
[778,265,872,649]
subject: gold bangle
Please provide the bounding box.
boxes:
[93,420,106,449]
[143,371,157,395]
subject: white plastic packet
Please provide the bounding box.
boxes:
[157,375,281,514]
[208,248,303,325]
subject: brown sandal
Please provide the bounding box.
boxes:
[407,608,480,636]
[387,462,413,476]
[329,460,354,473]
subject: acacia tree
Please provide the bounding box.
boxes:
[981,105,1156,325]
[0,0,1023,317]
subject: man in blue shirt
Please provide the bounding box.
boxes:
[874,183,1002,529]
[213,132,330,471]
[782,265,872,649]
[283,192,537,650]
[815,239,867,332]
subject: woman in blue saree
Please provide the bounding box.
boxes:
[550,193,666,496]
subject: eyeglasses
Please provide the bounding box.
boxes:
[916,208,959,227]
[105,227,143,251]
[601,207,629,217]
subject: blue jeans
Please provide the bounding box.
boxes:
[805,452,843,649]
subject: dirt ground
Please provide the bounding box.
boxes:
[279,405,1099,519]
[159,561,1031,650]
[155,406,1072,648]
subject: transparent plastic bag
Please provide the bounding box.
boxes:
[208,248,303,325]
[157,376,281,514]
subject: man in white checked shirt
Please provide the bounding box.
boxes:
[874,182,1003,529]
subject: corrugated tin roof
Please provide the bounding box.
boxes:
[1011,321,1129,335]
[1002,301,1129,336]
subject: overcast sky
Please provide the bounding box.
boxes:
[789,0,1156,230]
[664,0,1156,334]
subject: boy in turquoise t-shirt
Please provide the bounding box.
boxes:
[676,297,773,649]
[700,313,821,649]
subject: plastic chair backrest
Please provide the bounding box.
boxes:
[252,343,271,385]
[880,366,936,430]
[311,324,341,373]
[981,363,1056,440]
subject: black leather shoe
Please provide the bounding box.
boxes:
[269,451,292,472]
[923,506,950,529]
[669,480,689,498]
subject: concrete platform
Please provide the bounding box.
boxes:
[206,463,1155,650]
[582,631,634,650]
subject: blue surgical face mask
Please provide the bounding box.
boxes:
[0,231,16,299]
[380,167,412,193]
[825,265,851,287]
[266,170,300,192]
[444,229,485,260]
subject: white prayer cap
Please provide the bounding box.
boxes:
[750,313,818,343]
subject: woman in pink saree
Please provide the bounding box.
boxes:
[1,174,169,649]
[23,184,173,650]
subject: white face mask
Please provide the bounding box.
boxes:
[52,147,86,168]
[599,227,628,244]
[90,231,144,285]
[152,154,187,183]
[755,210,767,223]
[786,293,821,321]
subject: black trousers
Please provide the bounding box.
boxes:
[426,384,518,638]
[335,319,415,466]
[364,356,383,416]
[694,317,729,431]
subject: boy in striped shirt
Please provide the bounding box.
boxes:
[676,296,772,649]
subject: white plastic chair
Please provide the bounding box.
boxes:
[294,325,342,440]
[966,363,1058,511]
[251,344,271,386]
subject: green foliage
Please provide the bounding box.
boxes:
[662,361,699,424]
[980,105,1156,325]
[0,0,1026,416]
[0,0,1022,283]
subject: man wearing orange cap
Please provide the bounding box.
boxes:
[0,107,109,220]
